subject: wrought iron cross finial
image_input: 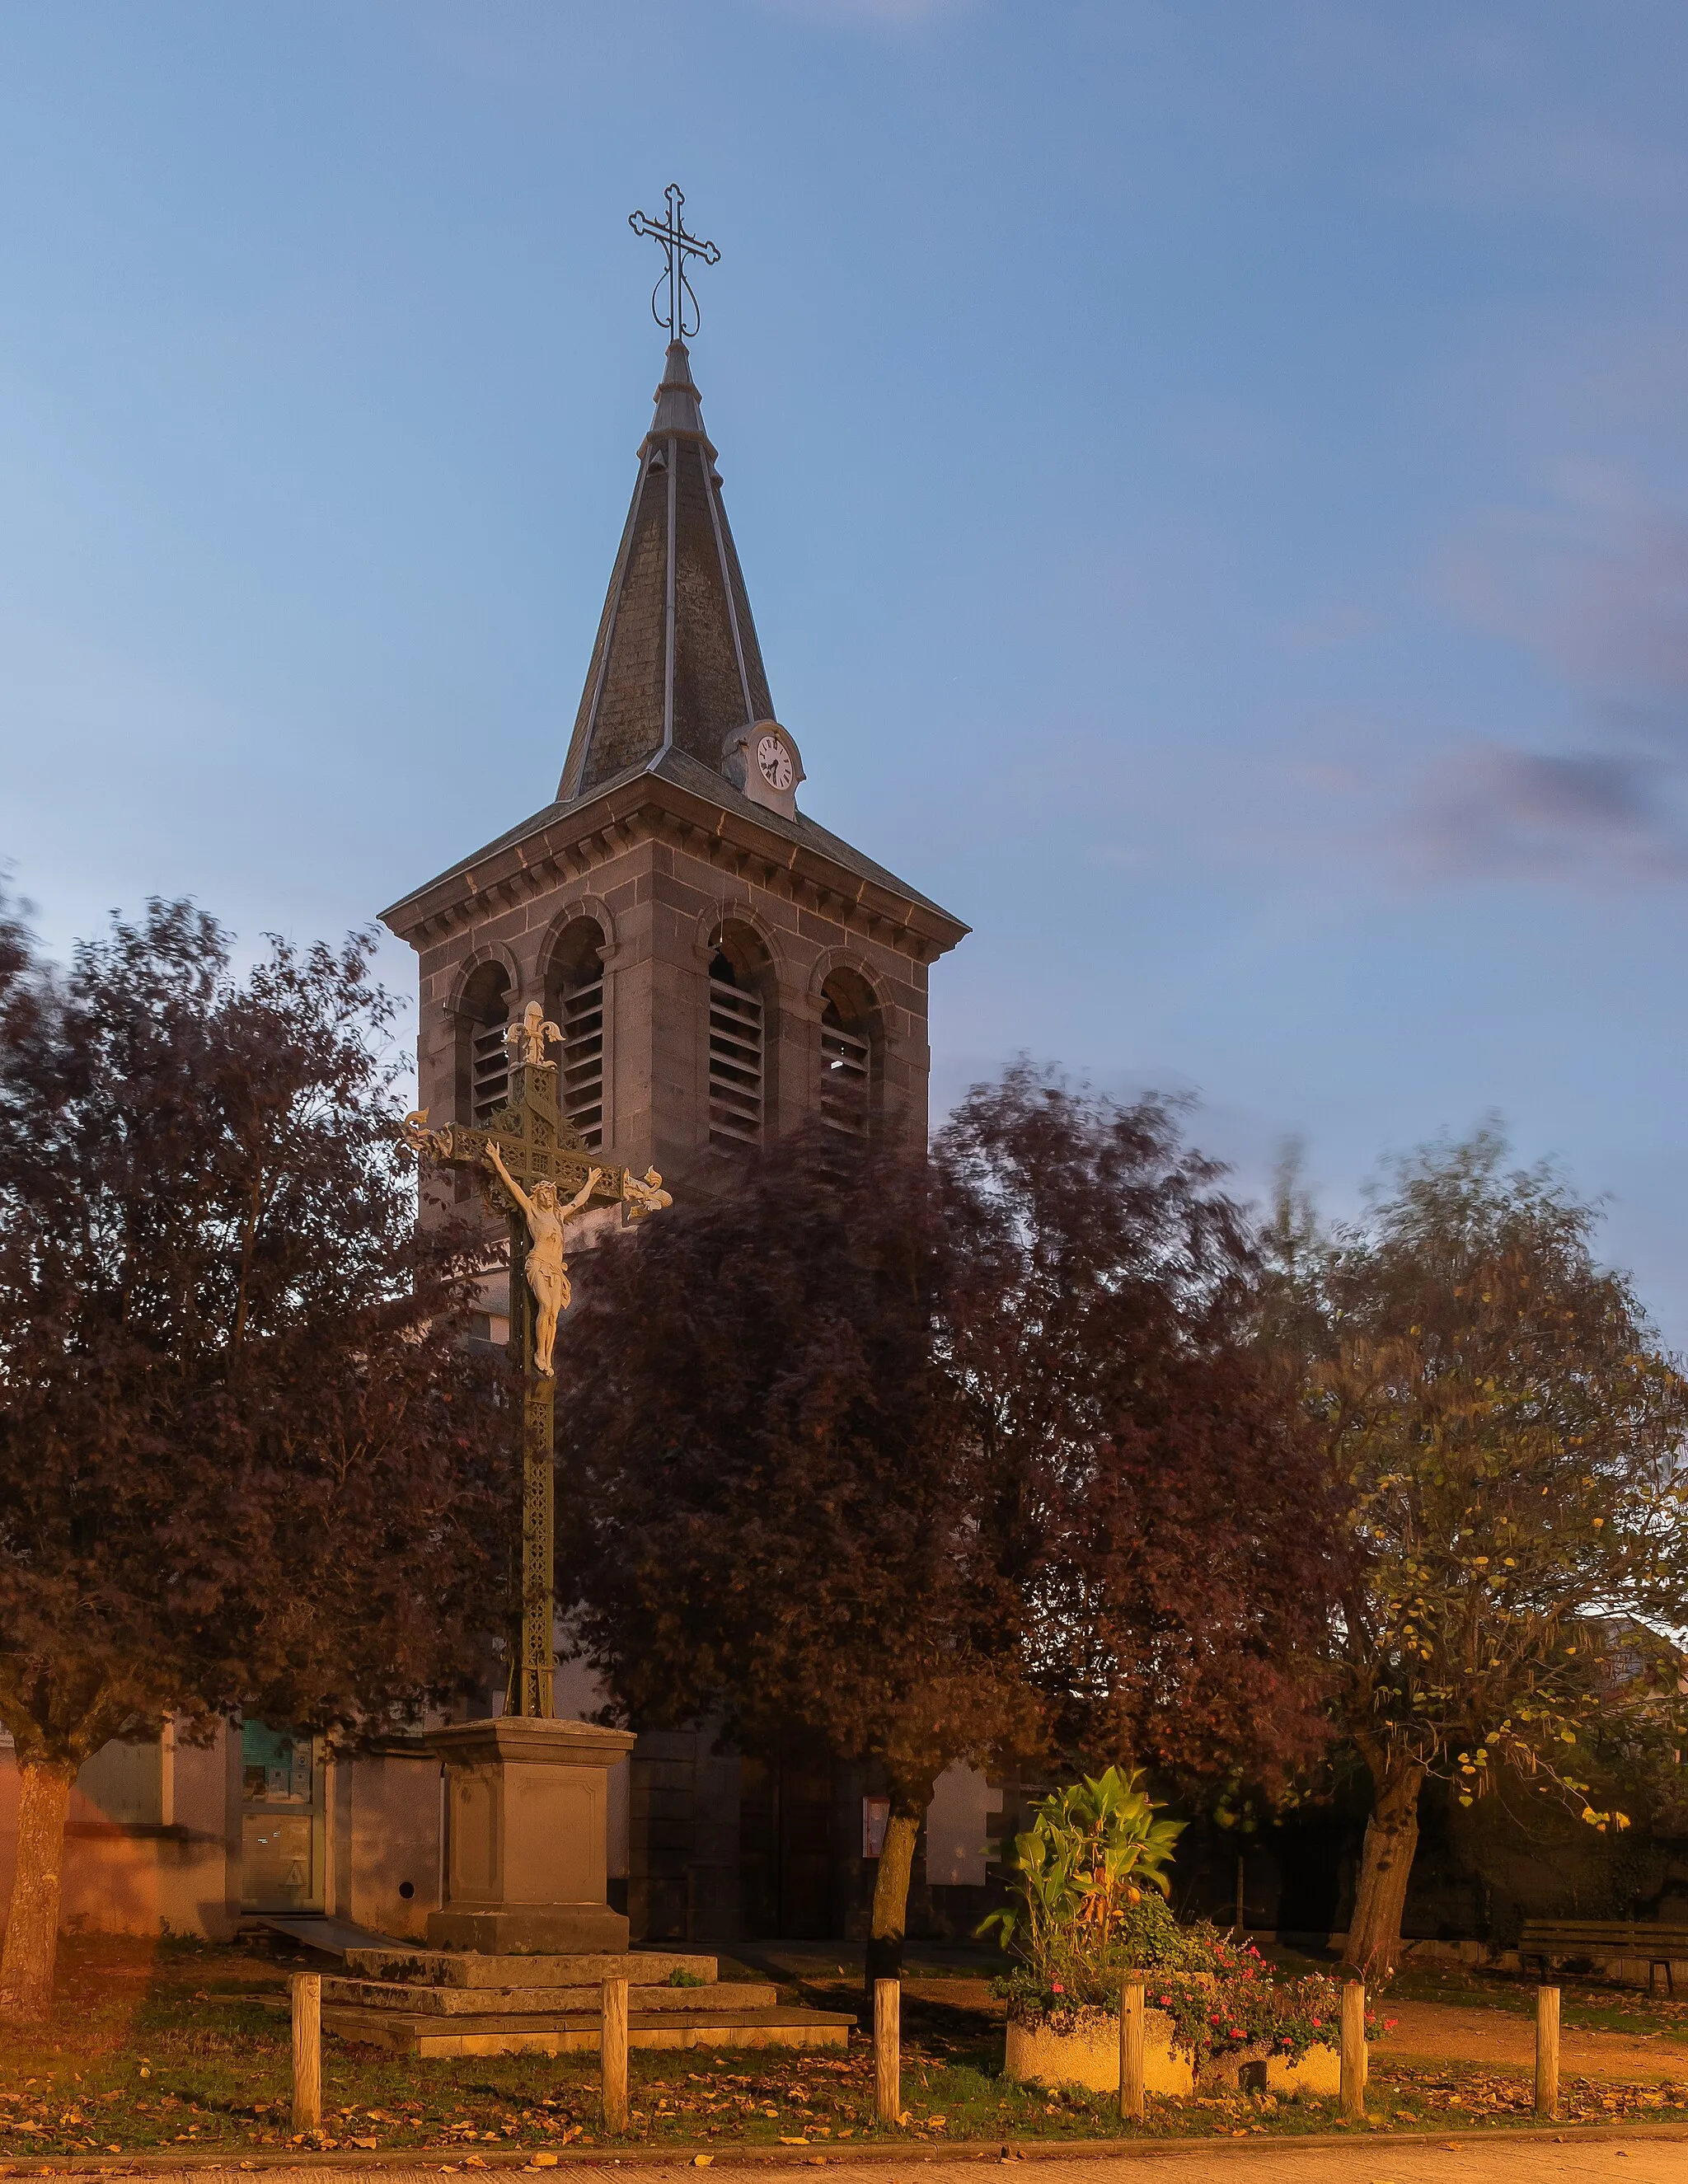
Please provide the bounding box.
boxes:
[628,184,720,341]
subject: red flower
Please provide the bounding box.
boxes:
[1051,1982,1064,1994]
[1311,2018,1321,2027]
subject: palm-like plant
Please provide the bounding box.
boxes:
[980,1765,1184,1962]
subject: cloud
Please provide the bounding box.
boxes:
[1442,469,1688,715]
[1392,741,1688,886]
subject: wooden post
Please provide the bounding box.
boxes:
[1536,1985,1560,2120]
[1339,1978,1366,2121]
[874,1977,901,2127]
[601,1977,630,2133]
[290,1972,321,2134]
[1118,1980,1146,2122]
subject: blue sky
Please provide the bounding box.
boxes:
[5,2,1688,1333]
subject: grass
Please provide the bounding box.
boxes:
[4,1936,1688,2160]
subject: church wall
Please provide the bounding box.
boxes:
[0,1724,241,1943]
[345,1749,441,1943]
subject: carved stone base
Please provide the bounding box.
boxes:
[423,1717,635,1955]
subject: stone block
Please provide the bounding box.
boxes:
[424,1717,635,1955]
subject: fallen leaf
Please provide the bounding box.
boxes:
[779,2136,809,2145]
[692,2159,713,2170]
[532,2157,560,2170]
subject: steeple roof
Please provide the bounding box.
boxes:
[557,340,774,802]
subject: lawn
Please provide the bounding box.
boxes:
[3,1937,1687,2161]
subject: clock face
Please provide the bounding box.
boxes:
[757,733,794,792]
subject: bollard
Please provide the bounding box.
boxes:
[601,1976,630,2132]
[290,1972,321,2134]
[1339,1979,1366,2121]
[1536,1985,1560,2120]
[1118,1980,1146,2122]
[874,1977,901,2126]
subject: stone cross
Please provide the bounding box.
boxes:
[404,1004,671,1718]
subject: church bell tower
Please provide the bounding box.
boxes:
[381,241,966,1197]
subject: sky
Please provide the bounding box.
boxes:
[4,2,1688,1335]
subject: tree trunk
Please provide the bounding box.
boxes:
[0,1760,73,2022]
[862,1808,921,2026]
[1343,1757,1424,1980]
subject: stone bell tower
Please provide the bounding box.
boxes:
[380,334,967,1195]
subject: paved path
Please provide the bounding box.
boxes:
[1381,2004,1688,2081]
[115,2148,1688,2184]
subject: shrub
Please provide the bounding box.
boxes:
[982,1770,1386,2070]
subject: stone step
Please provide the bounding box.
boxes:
[340,1948,718,1990]
[323,1977,778,2016]
[324,2002,854,2060]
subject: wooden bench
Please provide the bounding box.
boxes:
[1519,1920,1688,1994]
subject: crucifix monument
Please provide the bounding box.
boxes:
[401,1003,669,1951]
[406,1001,668,1720]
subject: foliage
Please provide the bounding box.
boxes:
[560,1072,1346,2003]
[992,1905,1370,2071]
[0,895,512,2013]
[978,1765,1184,1961]
[559,1124,1036,1800]
[555,1126,1042,2001]
[1264,1129,1688,1972]
[978,1767,1367,2073]
[936,1066,1346,1793]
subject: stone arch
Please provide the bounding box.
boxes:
[538,893,621,974]
[689,895,783,972]
[448,939,522,1021]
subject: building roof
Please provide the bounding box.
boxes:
[380,334,968,957]
[557,339,775,801]
[379,742,968,948]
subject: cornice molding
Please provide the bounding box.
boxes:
[384,775,966,965]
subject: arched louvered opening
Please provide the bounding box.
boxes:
[819,968,880,1141]
[456,962,512,1127]
[707,923,775,1153]
[545,919,607,1151]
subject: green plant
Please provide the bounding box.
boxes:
[978,1766,1183,1969]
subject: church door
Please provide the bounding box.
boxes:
[238,1722,326,1913]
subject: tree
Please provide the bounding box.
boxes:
[560,1068,1343,2011]
[556,1130,1040,2008]
[1271,1131,1688,1977]
[0,897,512,2020]
[935,1068,1344,1795]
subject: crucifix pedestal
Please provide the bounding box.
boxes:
[424,1717,635,1952]
[403,1005,671,1954]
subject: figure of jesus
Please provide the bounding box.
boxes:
[483,1141,603,1377]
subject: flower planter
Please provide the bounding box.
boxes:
[1004,2013,1339,2099]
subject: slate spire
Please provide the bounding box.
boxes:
[557,340,775,802]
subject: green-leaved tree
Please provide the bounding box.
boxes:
[1270,1132,1688,1976]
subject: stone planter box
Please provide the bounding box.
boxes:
[1004,2013,1340,2099]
